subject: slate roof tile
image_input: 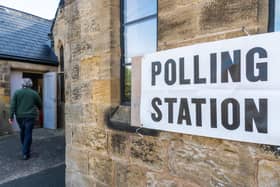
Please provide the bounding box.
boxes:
[0,5,58,65]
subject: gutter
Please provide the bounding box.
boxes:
[0,54,58,66]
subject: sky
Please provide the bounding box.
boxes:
[0,0,60,19]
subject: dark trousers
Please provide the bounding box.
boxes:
[17,118,35,156]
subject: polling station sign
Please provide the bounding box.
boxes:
[140,32,280,146]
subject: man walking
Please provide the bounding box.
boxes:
[9,78,42,160]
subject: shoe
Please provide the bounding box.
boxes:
[22,155,29,160]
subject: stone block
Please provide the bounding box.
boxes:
[114,162,147,187]
[71,64,80,81]
[66,147,88,174]
[108,132,129,158]
[85,127,107,153]
[147,172,178,187]
[200,0,258,31]
[168,139,256,187]
[110,79,120,104]
[81,103,98,124]
[72,125,87,148]
[89,155,113,185]
[158,0,198,43]
[71,82,91,103]
[71,172,94,187]
[80,56,101,81]
[130,136,166,171]
[65,124,72,145]
[258,160,280,187]
[65,103,83,124]
[91,80,111,104]
[65,170,72,187]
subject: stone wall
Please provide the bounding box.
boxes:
[0,59,57,134]
[53,0,280,186]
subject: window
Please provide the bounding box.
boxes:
[275,0,280,31]
[59,46,64,72]
[121,0,157,103]
[269,0,280,31]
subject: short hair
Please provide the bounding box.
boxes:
[22,78,33,88]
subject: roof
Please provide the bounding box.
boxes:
[51,0,64,33]
[0,6,58,65]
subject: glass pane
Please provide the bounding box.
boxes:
[124,65,131,101]
[125,57,132,65]
[124,0,157,23]
[124,18,157,59]
[275,1,280,31]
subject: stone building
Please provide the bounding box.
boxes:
[52,0,280,186]
[0,6,59,134]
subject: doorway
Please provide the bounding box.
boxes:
[23,72,43,128]
[10,71,57,131]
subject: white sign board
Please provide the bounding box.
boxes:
[140,32,280,146]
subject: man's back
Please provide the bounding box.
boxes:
[10,88,42,119]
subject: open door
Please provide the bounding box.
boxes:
[43,72,57,129]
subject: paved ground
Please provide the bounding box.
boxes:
[1,165,65,187]
[0,129,65,186]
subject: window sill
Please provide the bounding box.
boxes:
[108,105,159,136]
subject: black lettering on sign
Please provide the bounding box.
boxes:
[210,98,217,128]
[177,98,192,125]
[210,53,217,83]
[245,99,268,133]
[192,98,206,126]
[221,98,240,130]
[246,47,268,82]
[151,97,162,122]
[179,57,191,84]
[151,61,161,86]
[165,59,176,85]
[221,50,241,83]
[164,98,177,123]
[194,55,206,84]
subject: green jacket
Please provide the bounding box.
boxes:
[10,88,42,119]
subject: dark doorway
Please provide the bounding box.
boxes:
[23,72,43,128]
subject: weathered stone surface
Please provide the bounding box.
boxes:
[80,56,102,80]
[85,127,107,152]
[158,0,267,50]
[70,172,94,187]
[200,0,258,31]
[147,172,178,187]
[89,155,113,185]
[131,136,166,171]
[258,160,280,187]
[71,82,91,103]
[114,162,147,187]
[82,103,99,124]
[65,124,72,145]
[109,132,129,158]
[71,64,80,81]
[158,0,198,43]
[168,139,256,187]
[65,103,83,124]
[65,170,72,187]
[66,147,88,174]
[110,79,120,104]
[91,80,111,104]
[72,125,107,153]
